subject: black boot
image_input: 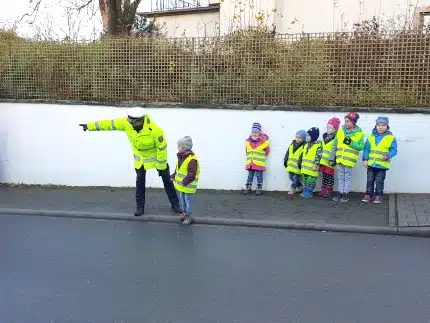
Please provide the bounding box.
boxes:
[255,184,263,195]
[134,209,144,217]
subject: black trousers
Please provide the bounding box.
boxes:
[135,164,180,211]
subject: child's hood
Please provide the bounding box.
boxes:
[247,133,269,141]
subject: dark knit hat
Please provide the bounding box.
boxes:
[307,127,320,142]
[345,112,360,125]
[252,122,262,133]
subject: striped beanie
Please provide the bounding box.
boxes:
[252,122,262,133]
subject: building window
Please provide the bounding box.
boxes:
[413,6,430,31]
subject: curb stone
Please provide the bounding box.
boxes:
[1,207,429,237]
[388,194,398,227]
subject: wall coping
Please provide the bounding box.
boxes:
[1,99,430,114]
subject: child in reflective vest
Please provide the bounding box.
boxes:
[329,112,365,203]
[300,127,322,199]
[284,130,307,196]
[171,136,200,225]
[318,117,341,198]
[361,116,398,204]
[243,122,270,195]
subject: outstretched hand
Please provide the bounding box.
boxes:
[79,124,88,131]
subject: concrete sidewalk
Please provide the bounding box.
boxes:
[0,185,428,236]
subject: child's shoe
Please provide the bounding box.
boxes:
[182,215,193,225]
[361,194,371,203]
[332,192,342,202]
[255,184,263,195]
[322,187,333,198]
[373,195,383,204]
[340,193,350,203]
[300,186,313,199]
[295,186,303,193]
[318,186,327,197]
[242,183,252,195]
[179,212,187,221]
[288,187,295,195]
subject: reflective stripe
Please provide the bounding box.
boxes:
[320,156,330,162]
[247,151,266,156]
[175,180,197,189]
[156,160,166,164]
[246,157,266,163]
[143,157,157,163]
[301,165,315,171]
[336,155,357,163]
[111,119,116,130]
[158,144,167,150]
[336,148,359,156]
[95,121,100,130]
[134,155,141,161]
[289,157,299,163]
[370,149,386,155]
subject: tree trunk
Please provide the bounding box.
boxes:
[107,0,119,35]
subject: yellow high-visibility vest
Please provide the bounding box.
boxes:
[174,154,200,194]
[335,130,364,167]
[320,139,335,169]
[301,142,321,177]
[285,143,304,175]
[368,134,394,169]
[87,115,168,170]
[245,140,269,168]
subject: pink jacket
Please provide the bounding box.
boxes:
[245,134,270,171]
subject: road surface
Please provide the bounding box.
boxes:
[0,214,429,323]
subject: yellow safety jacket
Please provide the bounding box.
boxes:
[367,134,394,169]
[335,130,364,167]
[245,139,269,168]
[174,154,200,194]
[301,142,321,177]
[87,115,168,170]
[285,143,304,175]
[320,138,335,169]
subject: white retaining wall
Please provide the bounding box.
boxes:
[0,103,427,193]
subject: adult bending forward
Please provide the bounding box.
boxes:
[79,107,181,216]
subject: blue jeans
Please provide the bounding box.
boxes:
[179,192,193,215]
[366,167,387,196]
[288,172,302,189]
[247,170,263,185]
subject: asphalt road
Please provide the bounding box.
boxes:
[0,214,429,323]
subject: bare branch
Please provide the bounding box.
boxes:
[16,0,42,24]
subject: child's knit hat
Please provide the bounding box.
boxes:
[296,130,307,140]
[327,117,341,130]
[345,112,360,125]
[177,136,193,150]
[252,122,262,133]
[376,116,389,125]
[307,127,320,142]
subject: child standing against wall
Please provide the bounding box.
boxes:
[329,112,365,202]
[243,122,270,195]
[171,136,200,225]
[284,130,307,196]
[362,116,398,204]
[318,117,341,198]
[300,127,322,199]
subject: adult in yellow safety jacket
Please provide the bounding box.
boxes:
[79,107,181,216]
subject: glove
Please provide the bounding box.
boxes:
[157,169,163,177]
[79,124,88,131]
[329,160,336,167]
[343,137,351,145]
[283,160,288,167]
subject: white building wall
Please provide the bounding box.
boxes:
[0,103,428,193]
[151,0,430,37]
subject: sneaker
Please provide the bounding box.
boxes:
[182,215,193,225]
[332,192,342,202]
[288,187,295,195]
[179,212,187,221]
[300,187,313,199]
[242,184,252,195]
[295,186,304,193]
[373,195,383,204]
[340,193,350,203]
[255,184,263,196]
[361,194,371,203]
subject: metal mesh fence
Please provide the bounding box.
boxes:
[1,30,430,106]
